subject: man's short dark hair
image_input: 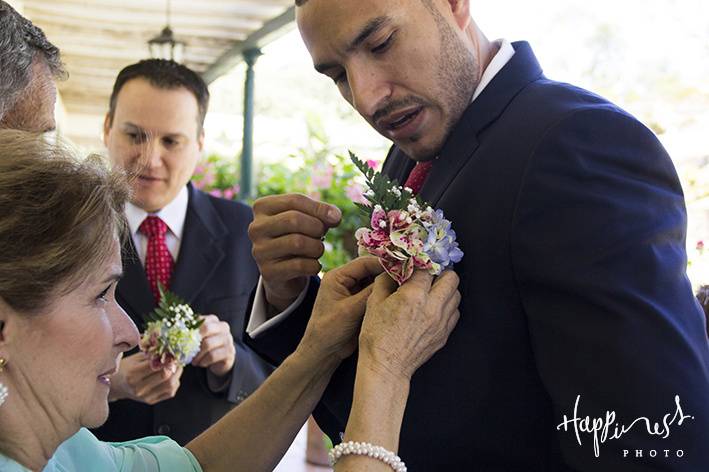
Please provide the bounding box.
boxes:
[0,1,65,122]
[107,59,210,133]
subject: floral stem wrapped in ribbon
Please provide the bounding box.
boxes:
[350,152,463,285]
[139,284,203,374]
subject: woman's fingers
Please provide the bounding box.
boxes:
[369,272,398,306]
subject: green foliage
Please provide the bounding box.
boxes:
[192,154,241,200]
[350,151,425,215]
[147,283,204,330]
[193,120,374,272]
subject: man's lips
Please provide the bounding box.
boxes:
[377,106,425,140]
[138,175,165,183]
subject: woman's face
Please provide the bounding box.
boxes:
[5,240,139,429]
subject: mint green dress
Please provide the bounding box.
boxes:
[0,428,203,471]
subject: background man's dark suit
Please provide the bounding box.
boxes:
[95,183,273,445]
[246,42,709,470]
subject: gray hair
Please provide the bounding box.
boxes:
[0,1,65,122]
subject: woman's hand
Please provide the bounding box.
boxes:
[358,270,461,382]
[298,256,384,362]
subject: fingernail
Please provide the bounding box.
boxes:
[328,206,341,223]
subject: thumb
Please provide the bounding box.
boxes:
[299,195,341,227]
[369,272,398,307]
[339,283,375,324]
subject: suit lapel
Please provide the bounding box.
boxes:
[382,146,416,184]
[170,184,227,305]
[117,238,154,326]
[417,41,544,206]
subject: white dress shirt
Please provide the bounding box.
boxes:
[247,39,516,338]
[125,186,189,264]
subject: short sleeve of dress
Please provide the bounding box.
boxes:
[47,428,203,472]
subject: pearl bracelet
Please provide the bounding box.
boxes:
[329,441,407,472]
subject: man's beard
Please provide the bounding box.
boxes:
[422,5,479,160]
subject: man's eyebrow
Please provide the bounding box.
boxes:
[314,16,392,74]
[122,122,144,132]
[347,16,391,52]
[120,123,186,140]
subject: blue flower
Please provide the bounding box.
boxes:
[423,210,463,270]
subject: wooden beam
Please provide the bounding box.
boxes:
[202,6,295,83]
[24,4,265,30]
[26,0,291,17]
[39,21,250,43]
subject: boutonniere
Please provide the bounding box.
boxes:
[350,152,463,285]
[139,284,203,374]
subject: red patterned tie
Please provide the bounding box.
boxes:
[404,160,434,196]
[139,216,174,303]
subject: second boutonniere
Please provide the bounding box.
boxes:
[139,284,203,374]
[350,152,463,285]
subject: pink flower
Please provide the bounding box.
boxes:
[366,159,379,170]
[355,227,389,258]
[380,256,414,285]
[209,189,222,198]
[371,206,388,230]
[223,188,235,200]
[697,240,704,252]
[345,183,367,204]
[312,164,334,189]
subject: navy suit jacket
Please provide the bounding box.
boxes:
[246,42,709,470]
[94,183,272,445]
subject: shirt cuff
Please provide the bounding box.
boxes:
[246,276,310,338]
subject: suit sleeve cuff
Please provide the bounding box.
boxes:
[246,276,310,338]
[206,368,231,394]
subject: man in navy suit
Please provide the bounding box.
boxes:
[93,60,272,445]
[245,0,709,470]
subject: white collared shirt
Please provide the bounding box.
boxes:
[247,39,516,338]
[125,185,189,265]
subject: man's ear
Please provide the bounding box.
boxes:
[446,0,471,30]
[197,128,205,153]
[102,113,112,147]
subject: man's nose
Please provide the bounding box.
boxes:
[141,139,162,169]
[348,68,392,120]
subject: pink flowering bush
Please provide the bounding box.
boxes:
[192,129,381,272]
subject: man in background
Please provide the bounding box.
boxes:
[93,59,272,445]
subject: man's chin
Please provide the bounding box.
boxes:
[130,196,164,213]
[397,138,444,162]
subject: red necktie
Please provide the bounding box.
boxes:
[139,216,174,303]
[404,160,434,196]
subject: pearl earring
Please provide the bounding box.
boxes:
[0,358,7,407]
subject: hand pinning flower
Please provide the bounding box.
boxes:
[350,152,463,284]
[139,284,204,374]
